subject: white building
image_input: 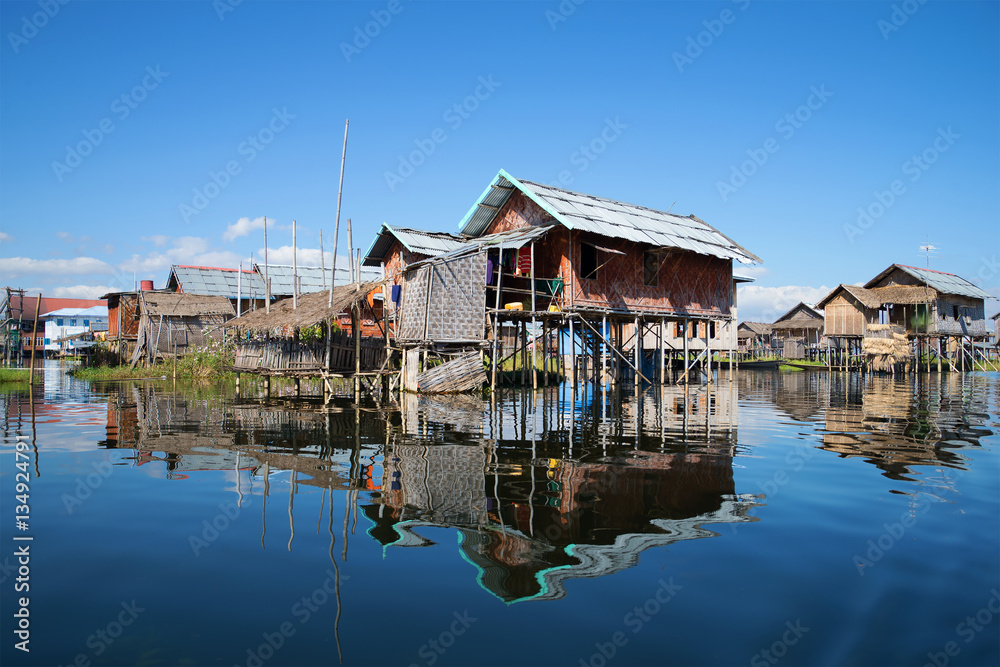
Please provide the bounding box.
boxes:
[41,306,109,356]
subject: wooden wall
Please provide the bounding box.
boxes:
[483,192,733,317]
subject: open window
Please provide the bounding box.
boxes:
[581,243,599,280]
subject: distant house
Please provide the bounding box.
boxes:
[1,294,106,361]
[166,265,267,315]
[41,306,108,357]
[737,322,773,351]
[129,292,235,367]
[769,302,824,358]
[818,265,993,340]
[993,312,1000,347]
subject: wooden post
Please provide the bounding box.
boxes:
[530,242,537,391]
[706,321,712,384]
[543,318,549,387]
[353,305,361,400]
[27,293,41,385]
[491,242,504,394]
[682,318,689,384]
[601,315,607,387]
[568,316,575,391]
[634,316,641,390]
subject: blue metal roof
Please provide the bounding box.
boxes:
[255,263,382,295]
[168,265,266,299]
[458,170,761,265]
[362,223,467,266]
[865,264,993,300]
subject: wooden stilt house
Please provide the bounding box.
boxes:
[129,292,236,367]
[394,169,761,391]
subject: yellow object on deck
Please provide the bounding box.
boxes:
[548,305,560,312]
[504,302,523,311]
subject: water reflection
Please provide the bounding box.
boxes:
[737,370,994,481]
[92,381,759,602]
[61,370,996,604]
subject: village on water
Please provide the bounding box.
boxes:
[2,168,997,395]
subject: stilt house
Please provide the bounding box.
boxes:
[393,169,760,390]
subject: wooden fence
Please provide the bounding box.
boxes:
[233,332,386,376]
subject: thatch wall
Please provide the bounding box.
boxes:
[397,254,487,342]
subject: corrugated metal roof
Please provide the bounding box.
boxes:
[865,264,993,300]
[404,225,556,272]
[362,223,466,266]
[255,264,382,296]
[169,265,266,299]
[458,170,761,265]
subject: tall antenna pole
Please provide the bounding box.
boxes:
[264,216,270,313]
[330,119,349,306]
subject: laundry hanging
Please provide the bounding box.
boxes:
[516,246,531,275]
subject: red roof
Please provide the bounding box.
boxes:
[9,295,106,318]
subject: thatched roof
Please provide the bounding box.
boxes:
[737,321,771,336]
[771,317,824,330]
[141,292,235,317]
[222,282,381,332]
[869,285,938,305]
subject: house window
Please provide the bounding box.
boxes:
[83,319,89,327]
[953,305,959,320]
[643,252,658,287]
[581,243,599,280]
[70,319,77,327]
[56,318,63,326]
[689,322,699,339]
[44,338,50,345]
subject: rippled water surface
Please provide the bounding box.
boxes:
[1,362,998,666]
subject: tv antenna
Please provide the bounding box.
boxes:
[919,237,938,268]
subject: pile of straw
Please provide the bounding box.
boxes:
[863,328,912,372]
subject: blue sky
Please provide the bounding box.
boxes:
[1,0,997,323]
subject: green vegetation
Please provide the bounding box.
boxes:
[71,340,236,380]
[0,368,30,383]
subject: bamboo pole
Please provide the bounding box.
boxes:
[330,119,349,307]
[27,293,41,385]
[264,217,270,313]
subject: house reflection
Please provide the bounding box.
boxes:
[364,386,758,603]
[820,373,992,481]
[95,381,759,602]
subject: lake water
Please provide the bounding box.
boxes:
[2,361,998,667]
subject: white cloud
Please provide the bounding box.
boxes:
[0,231,13,243]
[120,236,243,278]
[224,216,267,242]
[0,256,117,279]
[737,284,832,323]
[51,285,118,299]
